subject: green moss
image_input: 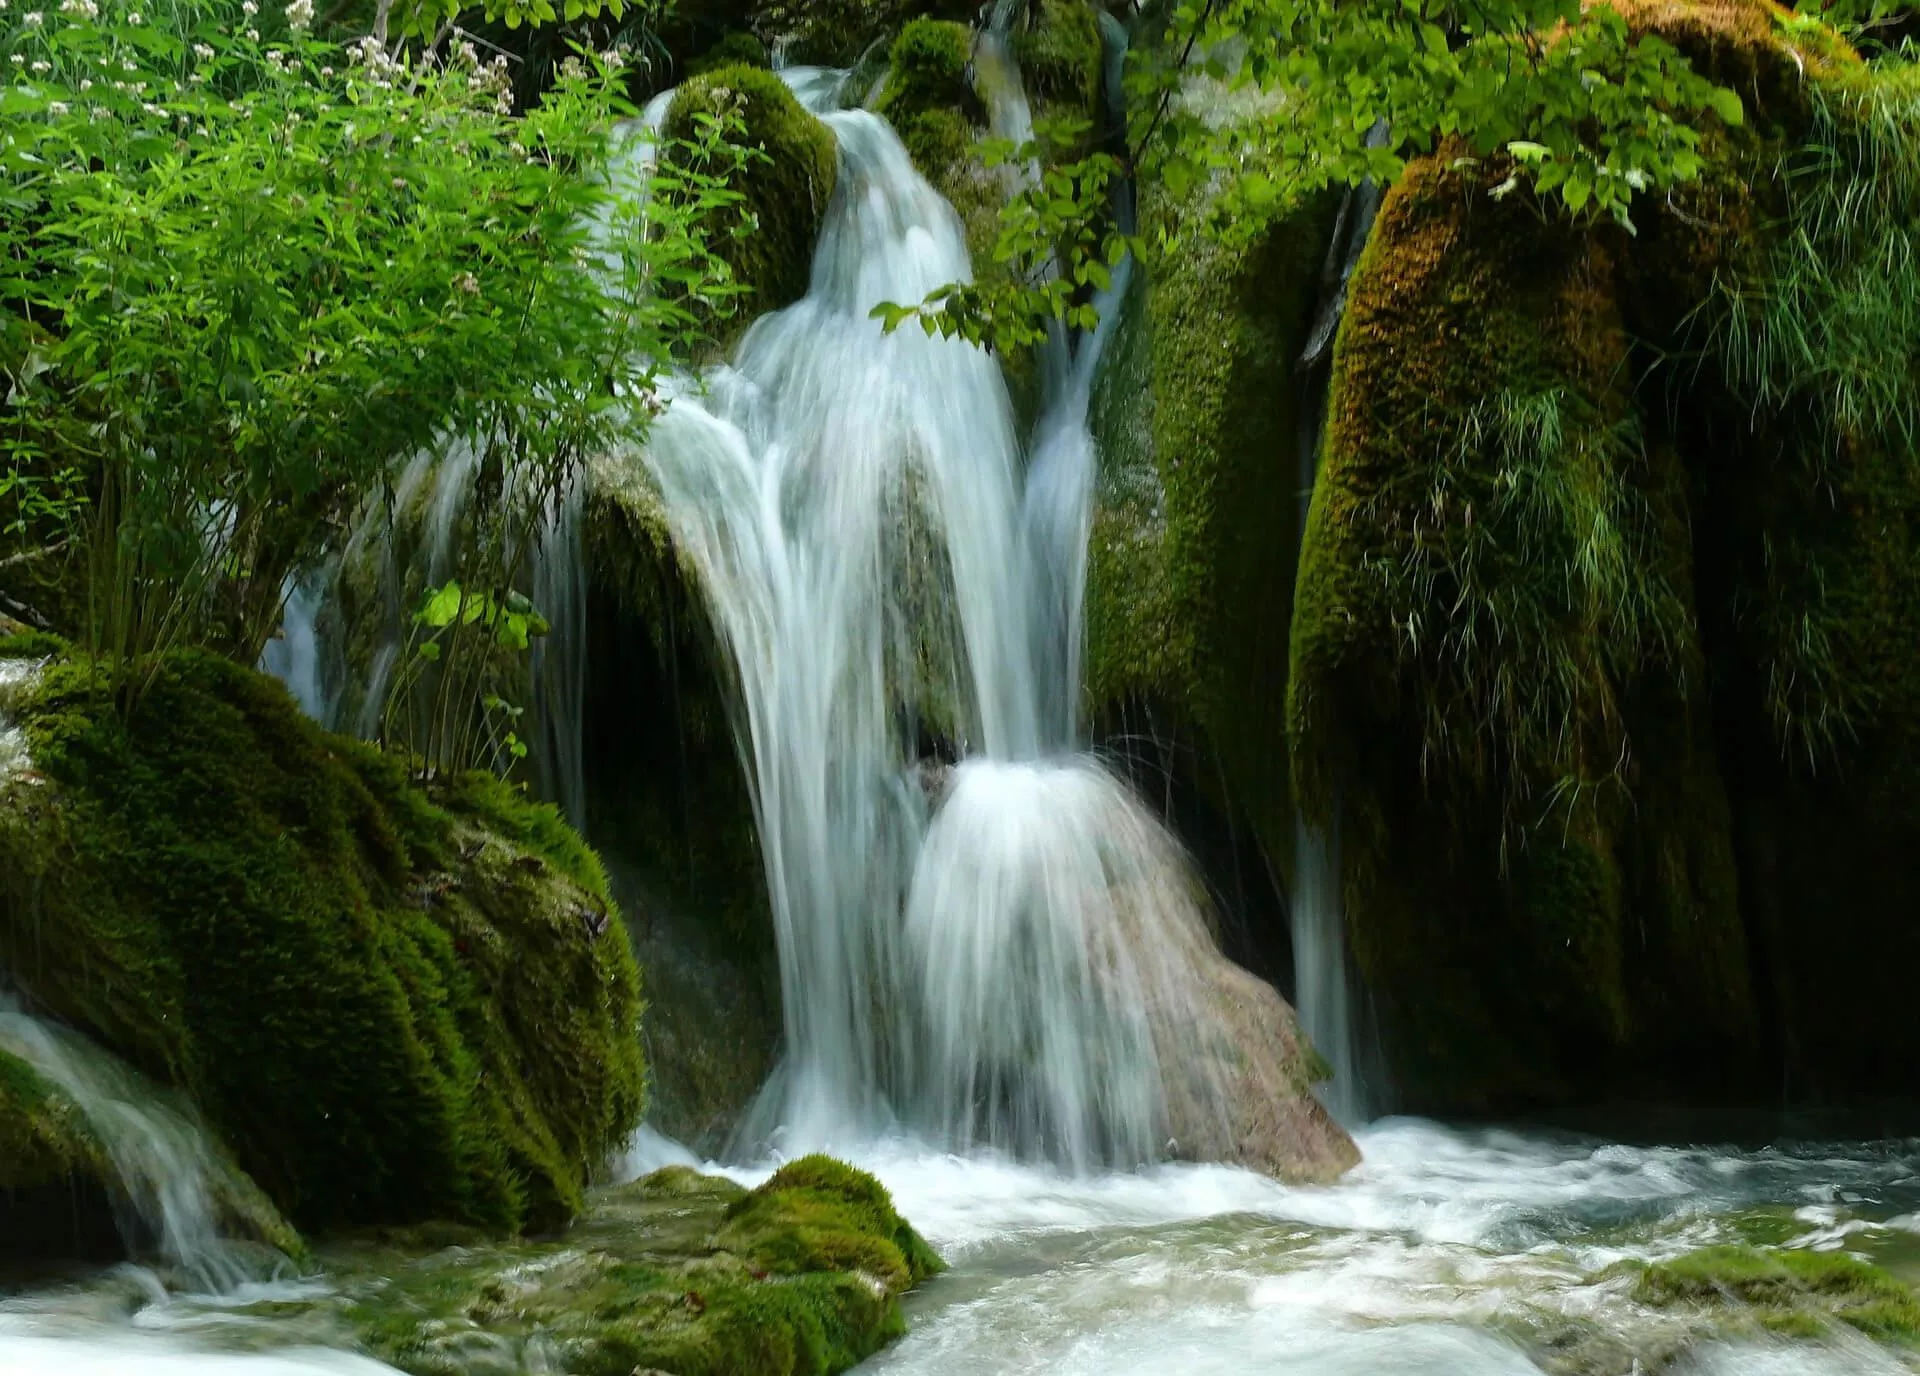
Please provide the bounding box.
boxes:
[0,650,644,1235]
[1654,54,1920,1097]
[1008,0,1103,126]
[663,65,839,329]
[755,0,973,68]
[1082,172,1336,928]
[718,1155,945,1292]
[1636,1245,1920,1343]
[295,1159,938,1376]
[0,1046,103,1193]
[876,19,981,127]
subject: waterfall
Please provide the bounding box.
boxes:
[623,57,1324,1171]
[0,996,258,1291]
[1288,124,1391,1125]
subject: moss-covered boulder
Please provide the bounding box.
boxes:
[663,65,839,330]
[1635,1246,1920,1345]
[314,1156,941,1376]
[1279,0,1920,1110]
[0,644,645,1235]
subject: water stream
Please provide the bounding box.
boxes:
[27,33,1920,1376]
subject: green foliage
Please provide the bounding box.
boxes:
[0,649,644,1234]
[888,0,1798,351]
[0,5,739,696]
[1707,64,1920,466]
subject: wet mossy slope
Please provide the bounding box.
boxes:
[0,642,645,1235]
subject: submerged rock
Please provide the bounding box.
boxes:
[317,1155,940,1376]
[0,643,646,1237]
[1635,1245,1920,1346]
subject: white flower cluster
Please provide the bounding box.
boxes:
[58,0,97,19]
[48,99,69,115]
[465,50,513,114]
[22,9,44,25]
[284,0,311,31]
[192,41,213,59]
[348,33,402,87]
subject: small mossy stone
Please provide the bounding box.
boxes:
[875,19,981,127]
[687,29,770,76]
[628,1164,751,1202]
[718,1154,944,1292]
[1636,1245,1920,1344]
[663,65,838,330]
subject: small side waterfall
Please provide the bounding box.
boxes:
[1289,127,1390,1125]
[0,996,259,1290]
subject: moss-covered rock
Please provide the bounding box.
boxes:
[1636,1246,1920,1345]
[663,65,839,331]
[304,1157,940,1376]
[1268,0,1918,1112]
[1080,170,1337,991]
[0,649,645,1235]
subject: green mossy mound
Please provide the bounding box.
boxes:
[309,1159,939,1376]
[0,647,645,1235]
[687,29,771,77]
[663,65,839,329]
[1636,1246,1920,1344]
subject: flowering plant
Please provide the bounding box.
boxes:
[0,0,744,697]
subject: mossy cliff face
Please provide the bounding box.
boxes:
[1285,0,1920,1108]
[1081,155,1337,981]
[1647,52,1920,1099]
[0,642,645,1235]
[663,65,839,331]
[313,1156,941,1376]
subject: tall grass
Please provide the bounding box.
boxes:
[1361,387,1689,841]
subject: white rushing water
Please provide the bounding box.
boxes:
[11,1119,1920,1373]
[623,58,1311,1170]
[0,996,257,1292]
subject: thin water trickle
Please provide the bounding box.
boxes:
[0,996,261,1293]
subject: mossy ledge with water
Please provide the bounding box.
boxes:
[0,637,644,1238]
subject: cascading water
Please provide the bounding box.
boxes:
[625,62,1334,1172]
[1287,126,1392,1126]
[0,995,258,1291]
